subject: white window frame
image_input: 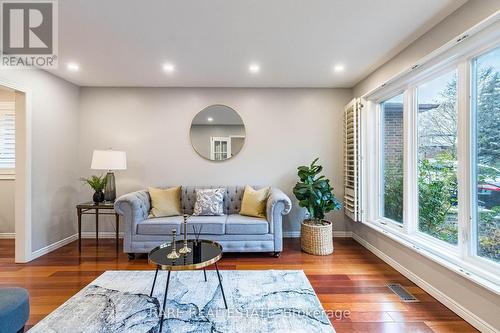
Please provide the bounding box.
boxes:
[360,18,500,293]
[468,43,500,273]
[376,91,406,229]
[0,101,15,179]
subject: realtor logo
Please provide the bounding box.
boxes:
[0,0,58,68]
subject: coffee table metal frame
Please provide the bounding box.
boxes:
[148,240,227,332]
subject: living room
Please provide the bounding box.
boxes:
[0,1,499,332]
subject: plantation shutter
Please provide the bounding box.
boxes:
[343,98,362,221]
[0,102,15,171]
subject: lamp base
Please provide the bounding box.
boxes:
[104,172,116,202]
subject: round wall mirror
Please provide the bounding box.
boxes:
[190,105,246,161]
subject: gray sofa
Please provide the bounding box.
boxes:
[114,186,291,259]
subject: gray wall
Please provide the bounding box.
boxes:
[351,1,500,331]
[190,125,245,158]
[0,180,15,234]
[0,69,80,252]
[78,87,352,234]
[0,88,15,234]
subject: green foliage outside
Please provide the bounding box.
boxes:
[293,158,342,222]
[417,153,458,245]
[383,163,403,223]
[478,207,500,261]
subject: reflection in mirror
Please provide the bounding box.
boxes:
[190,105,246,161]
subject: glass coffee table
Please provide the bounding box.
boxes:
[148,239,227,332]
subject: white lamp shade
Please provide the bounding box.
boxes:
[91,150,127,171]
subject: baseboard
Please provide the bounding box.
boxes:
[283,231,300,238]
[334,231,352,238]
[86,231,353,239]
[81,231,124,239]
[283,231,352,238]
[31,234,78,261]
[0,232,15,239]
[352,232,497,333]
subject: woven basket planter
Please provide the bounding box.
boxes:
[300,219,333,255]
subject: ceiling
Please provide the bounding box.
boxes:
[48,0,467,88]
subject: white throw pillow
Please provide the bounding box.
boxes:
[193,188,225,216]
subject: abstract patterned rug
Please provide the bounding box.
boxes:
[30,270,335,333]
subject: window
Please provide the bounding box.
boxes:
[473,47,500,263]
[361,23,500,289]
[0,103,15,173]
[380,93,404,224]
[416,71,459,245]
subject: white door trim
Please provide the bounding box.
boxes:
[0,77,32,263]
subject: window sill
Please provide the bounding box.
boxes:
[359,219,500,296]
[0,174,15,180]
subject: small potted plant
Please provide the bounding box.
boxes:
[293,158,341,255]
[80,175,107,204]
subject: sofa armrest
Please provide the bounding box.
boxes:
[266,188,292,221]
[114,190,150,251]
[266,187,292,250]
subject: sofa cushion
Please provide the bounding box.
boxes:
[137,216,182,235]
[226,214,269,235]
[187,216,227,235]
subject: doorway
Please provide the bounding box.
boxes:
[0,80,30,263]
[0,86,15,260]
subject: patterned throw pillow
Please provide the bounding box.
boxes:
[193,188,226,216]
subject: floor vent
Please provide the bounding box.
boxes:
[387,284,419,302]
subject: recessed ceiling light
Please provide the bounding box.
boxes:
[333,64,345,73]
[207,117,214,122]
[67,63,79,71]
[163,63,175,73]
[249,63,260,74]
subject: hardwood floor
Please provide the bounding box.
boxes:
[0,238,477,332]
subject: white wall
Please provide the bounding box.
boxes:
[78,87,352,234]
[0,69,80,252]
[351,1,500,332]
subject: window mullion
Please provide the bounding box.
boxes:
[457,60,472,261]
[404,87,418,234]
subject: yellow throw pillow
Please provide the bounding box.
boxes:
[148,186,182,218]
[239,185,270,218]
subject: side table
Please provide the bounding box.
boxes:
[76,202,120,252]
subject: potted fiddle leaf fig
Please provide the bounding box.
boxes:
[293,158,341,255]
[80,175,107,204]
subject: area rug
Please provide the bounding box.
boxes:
[29,270,334,333]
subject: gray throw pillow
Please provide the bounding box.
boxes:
[193,188,225,216]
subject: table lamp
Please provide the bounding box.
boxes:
[91,149,127,202]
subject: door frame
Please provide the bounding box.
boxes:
[0,78,32,263]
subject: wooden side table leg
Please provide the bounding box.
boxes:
[95,208,99,246]
[115,213,119,252]
[77,208,82,253]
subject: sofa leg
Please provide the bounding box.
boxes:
[273,251,281,258]
[127,253,136,260]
